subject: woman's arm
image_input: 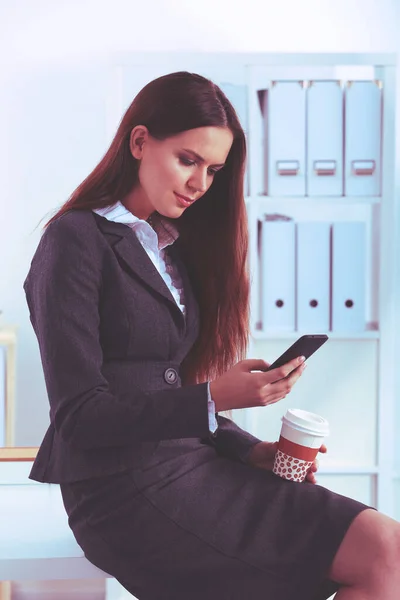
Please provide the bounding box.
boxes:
[212,414,262,464]
[24,213,210,450]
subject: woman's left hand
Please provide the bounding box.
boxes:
[247,441,327,484]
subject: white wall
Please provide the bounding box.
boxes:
[0,0,399,445]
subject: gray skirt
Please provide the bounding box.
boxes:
[60,436,371,600]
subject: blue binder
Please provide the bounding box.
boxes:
[296,222,330,332]
[261,218,296,332]
[331,222,366,332]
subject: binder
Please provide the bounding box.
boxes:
[331,222,366,332]
[307,81,343,196]
[220,82,249,196]
[257,88,268,195]
[220,83,248,133]
[268,81,306,196]
[345,81,382,196]
[296,222,331,332]
[261,218,296,331]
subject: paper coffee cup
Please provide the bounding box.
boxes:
[273,408,329,482]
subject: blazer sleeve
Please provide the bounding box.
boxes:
[23,213,210,450]
[213,414,262,464]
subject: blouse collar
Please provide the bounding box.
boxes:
[93,201,179,251]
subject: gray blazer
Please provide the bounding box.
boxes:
[24,210,261,483]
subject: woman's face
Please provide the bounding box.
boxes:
[126,125,234,220]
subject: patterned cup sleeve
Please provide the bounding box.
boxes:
[272,449,313,482]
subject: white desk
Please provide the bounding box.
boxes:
[0,482,110,582]
[0,460,124,600]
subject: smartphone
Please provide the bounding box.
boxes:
[265,334,329,372]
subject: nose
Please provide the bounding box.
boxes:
[188,168,208,194]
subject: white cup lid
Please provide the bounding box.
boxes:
[282,408,329,436]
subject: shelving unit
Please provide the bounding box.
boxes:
[108,52,398,519]
[0,326,17,447]
[242,54,397,518]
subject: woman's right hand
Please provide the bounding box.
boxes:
[209,357,306,413]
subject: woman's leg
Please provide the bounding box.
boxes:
[328,508,400,599]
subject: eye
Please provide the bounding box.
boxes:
[179,157,196,167]
[179,157,219,177]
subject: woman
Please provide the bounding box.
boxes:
[24,71,400,600]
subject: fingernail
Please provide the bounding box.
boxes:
[298,356,306,363]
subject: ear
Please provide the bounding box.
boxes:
[129,125,149,159]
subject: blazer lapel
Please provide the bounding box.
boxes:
[93,213,199,336]
[93,213,178,306]
[167,242,199,334]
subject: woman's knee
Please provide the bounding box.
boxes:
[328,508,400,587]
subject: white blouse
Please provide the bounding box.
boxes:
[93,202,217,433]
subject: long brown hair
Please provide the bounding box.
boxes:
[44,71,250,385]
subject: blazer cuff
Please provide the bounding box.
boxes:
[206,381,218,434]
[213,414,262,464]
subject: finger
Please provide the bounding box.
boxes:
[268,368,302,396]
[259,391,287,406]
[264,355,306,383]
[286,363,306,384]
[244,358,271,372]
[319,444,327,454]
[263,377,292,396]
[306,472,317,484]
[266,379,291,397]
[272,362,306,390]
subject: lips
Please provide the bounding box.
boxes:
[174,192,195,207]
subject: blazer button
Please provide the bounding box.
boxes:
[164,368,178,385]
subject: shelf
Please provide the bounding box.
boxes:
[320,467,400,476]
[318,465,379,475]
[251,330,379,341]
[245,195,381,206]
[113,52,397,68]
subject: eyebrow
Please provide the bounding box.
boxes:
[181,148,226,168]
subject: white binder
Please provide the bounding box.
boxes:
[268,81,306,196]
[257,88,268,196]
[331,222,366,332]
[220,82,248,133]
[0,346,5,446]
[261,219,296,331]
[220,82,249,196]
[345,81,382,196]
[307,81,343,196]
[296,222,331,332]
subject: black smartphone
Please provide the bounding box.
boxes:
[266,334,329,372]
